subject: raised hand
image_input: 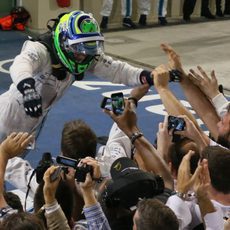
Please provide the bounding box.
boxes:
[189,66,220,100]
[0,132,33,159]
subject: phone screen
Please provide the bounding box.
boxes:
[111,92,125,115]
[100,97,112,111]
[168,116,186,131]
[56,156,79,168]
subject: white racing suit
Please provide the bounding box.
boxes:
[100,0,133,17]
[3,39,144,205]
[0,40,143,143]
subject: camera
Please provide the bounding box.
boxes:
[36,152,54,184]
[168,115,186,131]
[111,92,125,115]
[56,156,93,182]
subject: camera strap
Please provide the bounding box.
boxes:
[24,169,36,211]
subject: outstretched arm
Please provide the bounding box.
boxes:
[153,63,198,127]
[160,43,220,140]
[104,100,174,190]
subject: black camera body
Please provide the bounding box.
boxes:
[36,152,54,184]
[56,156,93,182]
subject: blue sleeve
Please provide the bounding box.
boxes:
[83,203,111,230]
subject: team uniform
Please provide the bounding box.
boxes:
[0,40,144,143]
[0,10,151,144]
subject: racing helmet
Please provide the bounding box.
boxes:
[53,10,104,76]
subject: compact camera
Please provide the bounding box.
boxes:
[36,152,54,184]
[56,156,93,182]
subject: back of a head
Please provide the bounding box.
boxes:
[170,138,200,175]
[4,191,23,212]
[98,158,165,229]
[61,119,97,159]
[0,212,45,230]
[134,199,179,230]
[202,145,230,194]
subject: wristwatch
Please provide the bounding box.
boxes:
[129,132,143,144]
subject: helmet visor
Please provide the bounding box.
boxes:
[69,40,103,56]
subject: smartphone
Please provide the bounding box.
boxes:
[56,156,79,168]
[111,92,125,115]
[168,116,186,131]
[100,96,112,111]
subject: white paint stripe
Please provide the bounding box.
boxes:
[0,59,14,74]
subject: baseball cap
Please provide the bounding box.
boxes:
[103,157,165,209]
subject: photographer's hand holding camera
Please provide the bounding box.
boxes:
[78,157,111,230]
[79,157,101,207]
[42,165,71,230]
[43,166,62,205]
[104,100,174,190]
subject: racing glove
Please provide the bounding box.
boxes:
[140,69,182,86]
[17,78,42,118]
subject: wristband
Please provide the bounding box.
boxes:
[140,70,153,86]
[128,97,138,107]
[17,78,36,95]
[129,132,143,144]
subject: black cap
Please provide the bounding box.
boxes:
[110,157,139,180]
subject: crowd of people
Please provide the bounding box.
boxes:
[99,0,230,29]
[0,8,229,230]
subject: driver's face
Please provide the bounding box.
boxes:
[74,53,87,63]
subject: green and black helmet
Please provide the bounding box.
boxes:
[53,10,104,76]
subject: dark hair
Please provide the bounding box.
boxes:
[135,199,179,230]
[4,191,23,212]
[34,179,74,227]
[61,119,97,159]
[170,138,200,175]
[202,146,230,193]
[0,212,45,230]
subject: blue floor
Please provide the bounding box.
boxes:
[0,30,195,169]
